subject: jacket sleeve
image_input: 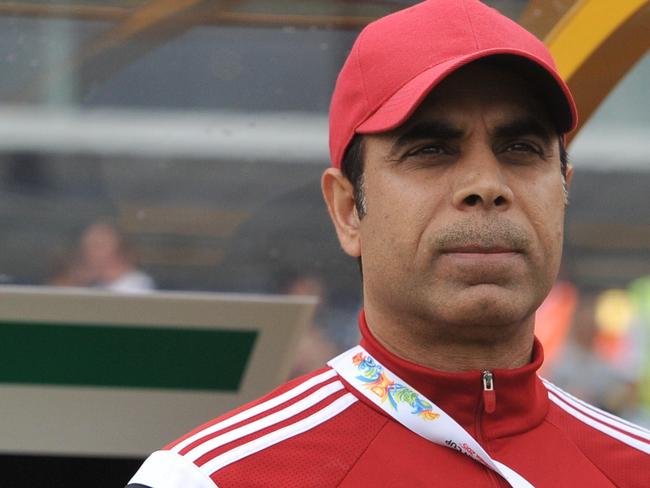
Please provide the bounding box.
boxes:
[127,450,217,488]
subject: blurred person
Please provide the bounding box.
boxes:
[285,274,340,377]
[79,221,154,293]
[628,277,650,426]
[592,290,645,384]
[551,290,650,428]
[549,293,629,412]
[129,2,649,487]
[534,280,578,374]
[46,253,93,288]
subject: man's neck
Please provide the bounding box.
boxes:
[364,307,535,372]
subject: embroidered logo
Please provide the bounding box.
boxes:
[352,352,440,421]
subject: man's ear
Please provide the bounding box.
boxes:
[321,168,361,257]
[565,164,574,190]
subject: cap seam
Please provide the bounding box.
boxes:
[355,27,372,113]
[462,0,480,50]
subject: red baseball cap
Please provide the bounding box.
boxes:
[329,0,578,168]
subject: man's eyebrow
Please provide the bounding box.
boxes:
[390,120,464,156]
[492,117,553,144]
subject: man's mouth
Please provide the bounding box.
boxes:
[442,245,520,254]
[439,245,523,264]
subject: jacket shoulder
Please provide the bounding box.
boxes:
[129,367,387,487]
[165,367,340,451]
[543,379,650,487]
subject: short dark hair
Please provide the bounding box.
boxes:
[341,134,569,219]
[341,135,366,218]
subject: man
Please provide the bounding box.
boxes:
[128,1,649,486]
[79,221,155,293]
[48,221,155,291]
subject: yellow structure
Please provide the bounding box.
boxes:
[544,0,650,137]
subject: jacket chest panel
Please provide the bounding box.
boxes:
[339,420,618,487]
[339,421,505,487]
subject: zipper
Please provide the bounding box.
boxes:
[478,370,506,487]
[482,370,496,414]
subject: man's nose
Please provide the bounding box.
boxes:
[451,152,514,211]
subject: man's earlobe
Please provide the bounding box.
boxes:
[321,168,362,257]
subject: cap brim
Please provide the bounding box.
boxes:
[356,48,577,135]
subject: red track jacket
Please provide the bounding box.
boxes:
[129,312,650,487]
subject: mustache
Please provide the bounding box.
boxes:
[433,218,529,251]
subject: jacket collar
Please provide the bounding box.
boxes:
[356,310,549,440]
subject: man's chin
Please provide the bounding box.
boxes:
[438,284,534,329]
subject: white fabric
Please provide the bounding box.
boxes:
[328,345,534,488]
[129,450,217,488]
[104,270,155,293]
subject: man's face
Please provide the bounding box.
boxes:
[356,62,571,339]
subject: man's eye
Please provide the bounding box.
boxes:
[505,142,541,154]
[407,145,446,157]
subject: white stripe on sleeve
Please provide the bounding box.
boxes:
[200,393,358,477]
[172,369,337,454]
[543,379,650,439]
[184,380,344,462]
[548,392,650,454]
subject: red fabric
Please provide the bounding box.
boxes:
[214,401,386,488]
[146,311,648,487]
[329,0,577,168]
[173,375,342,456]
[164,368,337,452]
[197,389,348,469]
[357,311,550,440]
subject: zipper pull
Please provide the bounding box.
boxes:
[482,370,496,414]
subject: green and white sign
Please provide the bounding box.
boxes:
[0,286,315,457]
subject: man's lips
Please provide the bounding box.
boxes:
[441,246,521,254]
[439,246,522,262]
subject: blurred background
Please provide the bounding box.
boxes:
[0,0,648,485]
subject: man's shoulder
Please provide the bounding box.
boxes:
[542,379,650,483]
[542,378,650,452]
[128,367,387,488]
[166,367,344,448]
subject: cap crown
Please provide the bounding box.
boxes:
[329,0,566,168]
